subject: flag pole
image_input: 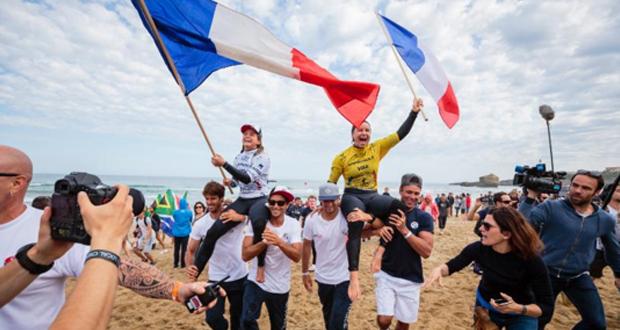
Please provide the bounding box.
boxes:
[375,13,429,121]
[137,0,233,193]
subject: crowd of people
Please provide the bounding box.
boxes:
[1,96,619,330]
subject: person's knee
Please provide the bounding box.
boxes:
[377,315,392,329]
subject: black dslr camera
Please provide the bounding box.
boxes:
[513,163,566,194]
[50,172,144,245]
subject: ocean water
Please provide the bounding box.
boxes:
[27,173,513,205]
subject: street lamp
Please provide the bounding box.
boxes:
[539,105,555,172]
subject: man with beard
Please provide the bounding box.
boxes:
[519,170,620,330]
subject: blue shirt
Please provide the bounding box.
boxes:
[380,207,434,283]
[172,199,193,237]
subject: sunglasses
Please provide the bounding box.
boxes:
[576,169,602,178]
[500,200,512,205]
[268,200,287,207]
[480,221,496,231]
[0,173,20,177]
[195,206,204,209]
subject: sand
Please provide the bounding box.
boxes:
[69,217,619,329]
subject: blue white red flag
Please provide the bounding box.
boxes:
[132,0,380,127]
[378,14,460,128]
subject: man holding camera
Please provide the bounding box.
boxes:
[519,171,620,330]
[0,145,215,329]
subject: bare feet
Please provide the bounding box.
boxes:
[256,266,266,283]
[348,271,361,301]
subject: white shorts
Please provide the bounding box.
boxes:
[374,271,421,324]
[138,235,155,253]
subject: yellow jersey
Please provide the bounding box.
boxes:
[328,133,400,190]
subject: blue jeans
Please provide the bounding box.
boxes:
[489,310,537,330]
[317,281,352,330]
[241,281,289,330]
[539,273,606,330]
[206,276,246,330]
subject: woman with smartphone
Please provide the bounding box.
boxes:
[424,207,553,329]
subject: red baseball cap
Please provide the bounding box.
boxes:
[269,186,294,203]
[240,124,261,135]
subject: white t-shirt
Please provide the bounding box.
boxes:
[135,217,155,247]
[246,215,301,294]
[0,205,90,330]
[190,213,248,282]
[302,211,349,285]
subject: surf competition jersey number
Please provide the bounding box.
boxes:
[329,133,400,191]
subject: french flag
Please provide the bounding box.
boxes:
[378,14,460,128]
[132,0,380,127]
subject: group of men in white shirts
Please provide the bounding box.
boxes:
[186,173,433,330]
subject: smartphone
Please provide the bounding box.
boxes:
[185,276,230,313]
[494,298,510,306]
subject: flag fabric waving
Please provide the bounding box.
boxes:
[378,14,459,128]
[154,189,180,237]
[132,0,380,127]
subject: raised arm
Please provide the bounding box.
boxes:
[396,98,423,140]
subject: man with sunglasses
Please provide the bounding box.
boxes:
[0,145,218,329]
[519,170,620,330]
[467,192,512,237]
[241,186,302,329]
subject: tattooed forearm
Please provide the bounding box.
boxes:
[118,258,173,300]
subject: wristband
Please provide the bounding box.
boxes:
[171,281,182,302]
[404,231,413,239]
[520,304,527,315]
[85,250,120,268]
[15,243,54,275]
[302,272,310,276]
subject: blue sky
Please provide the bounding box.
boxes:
[1,0,619,183]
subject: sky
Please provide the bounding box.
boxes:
[1,0,619,183]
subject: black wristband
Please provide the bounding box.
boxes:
[85,250,120,268]
[15,243,54,275]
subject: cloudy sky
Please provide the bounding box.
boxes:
[1,0,618,184]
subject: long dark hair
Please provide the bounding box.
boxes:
[488,207,543,260]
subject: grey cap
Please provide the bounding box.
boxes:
[400,173,423,188]
[319,183,340,201]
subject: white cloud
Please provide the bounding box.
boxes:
[0,0,618,183]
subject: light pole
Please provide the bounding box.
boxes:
[539,105,555,172]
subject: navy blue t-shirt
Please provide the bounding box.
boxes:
[380,207,434,283]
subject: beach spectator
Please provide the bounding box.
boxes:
[447,192,454,217]
[195,123,271,282]
[193,201,206,225]
[132,210,156,264]
[186,181,246,330]
[437,194,450,234]
[0,145,221,329]
[286,197,304,220]
[172,198,192,268]
[467,192,511,237]
[328,98,424,301]
[241,187,302,329]
[148,205,166,249]
[300,195,318,225]
[31,195,51,210]
[590,184,620,280]
[371,173,434,330]
[420,193,438,224]
[425,207,553,329]
[302,183,351,329]
[454,196,462,218]
[465,193,472,213]
[383,187,391,196]
[520,171,620,329]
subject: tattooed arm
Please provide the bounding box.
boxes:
[118,258,213,306]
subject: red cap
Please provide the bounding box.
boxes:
[269,186,294,203]
[240,124,261,135]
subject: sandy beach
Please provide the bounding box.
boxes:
[68,216,619,329]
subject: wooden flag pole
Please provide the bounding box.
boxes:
[375,13,429,121]
[138,0,233,193]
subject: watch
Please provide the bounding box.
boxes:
[15,243,54,275]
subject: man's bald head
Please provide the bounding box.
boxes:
[0,145,33,180]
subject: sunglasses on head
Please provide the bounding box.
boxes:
[481,221,496,231]
[268,199,287,207]
[0,173,19,177]
[500,200,512,205]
